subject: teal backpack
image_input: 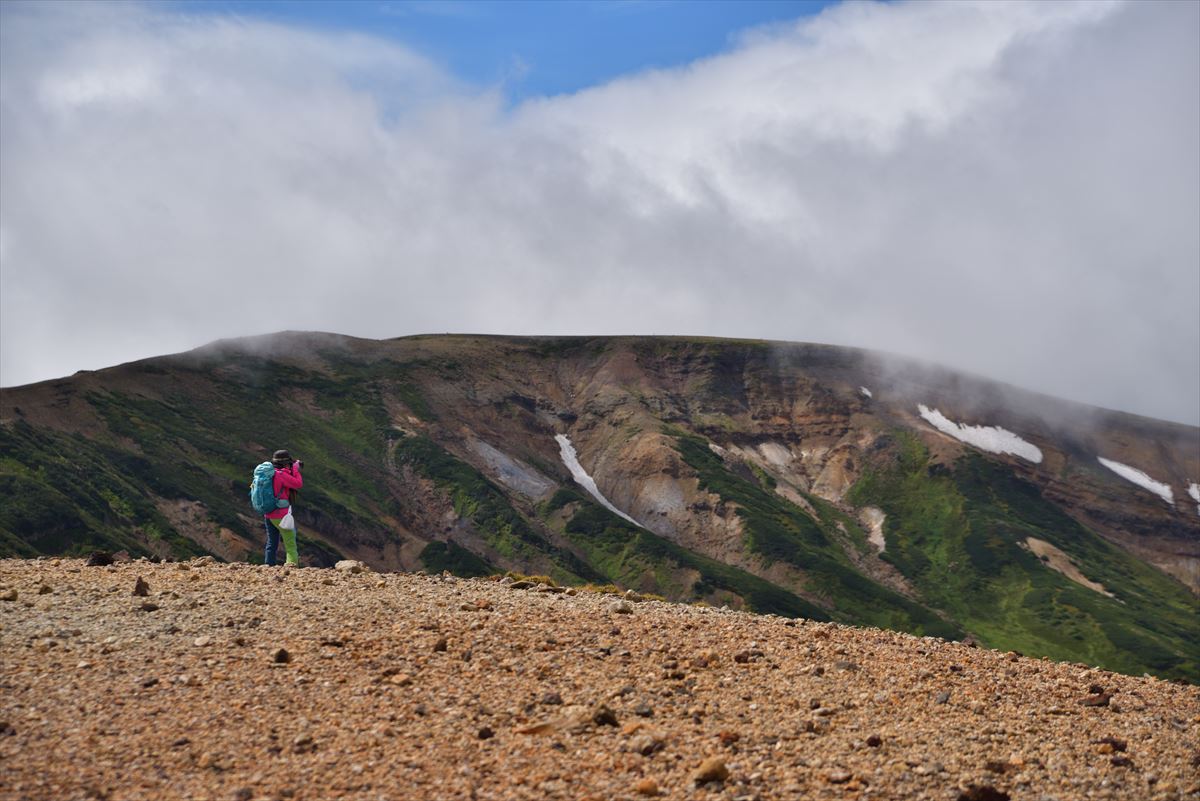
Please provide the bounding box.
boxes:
[249,462,290,515]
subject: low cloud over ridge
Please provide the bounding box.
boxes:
[1,0,1197,424]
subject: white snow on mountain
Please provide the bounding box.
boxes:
[1097,457,1174,506]
[860,387,873,398]
[916,405,1043,464]
[1186,482,1199,514]
[555,434,642,528]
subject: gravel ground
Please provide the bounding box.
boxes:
[1,557,1197,801]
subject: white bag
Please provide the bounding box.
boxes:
[280,510,295,530]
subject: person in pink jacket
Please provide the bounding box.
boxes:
[263,449,303,566]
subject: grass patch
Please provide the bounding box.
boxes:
[847,432,1200,681]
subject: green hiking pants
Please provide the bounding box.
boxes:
[268,517,299,566]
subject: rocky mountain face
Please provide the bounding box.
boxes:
[1,333,1197,681]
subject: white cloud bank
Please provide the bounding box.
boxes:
[917,404,1044,463]
[1,0,1197,425]
[1097,457,1174,506]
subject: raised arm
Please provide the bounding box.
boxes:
[276,463,303,490]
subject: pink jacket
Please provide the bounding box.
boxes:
[265,463,303,520]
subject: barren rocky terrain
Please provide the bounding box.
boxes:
[2,557,1197,801]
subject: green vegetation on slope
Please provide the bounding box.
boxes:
[672,431,961,638]
[847,433,1200,682]
[420,540,496,578]
[545,487,829,620]
[1,355,424,559]
[0,421,201,559]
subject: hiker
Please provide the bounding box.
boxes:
[261,449,303,567]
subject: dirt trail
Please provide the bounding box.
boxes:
[1,558,1196,801]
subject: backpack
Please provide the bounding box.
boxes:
[249,462,290,515]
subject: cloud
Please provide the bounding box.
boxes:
[1,0,1197,424]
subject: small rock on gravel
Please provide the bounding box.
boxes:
[634,778,659,796]
[1093,735,1128,754]
[132,577,150,597]
[592,705,618,726]
[693,757,729,785]
[630,734,665,756]
[1080,692,1112,707]
[0,589,16,602]
[935,690,951,704]
[334,560,368,574]
[957,786,1010,801]
[611,600,634,614]
[477,726,494,740]
[272,648,290,663]
[85,552,114,567]
[866,735,883,748]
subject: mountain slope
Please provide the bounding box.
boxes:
[1,333,1197,680]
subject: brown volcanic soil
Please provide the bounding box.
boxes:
[2,558,1197,801]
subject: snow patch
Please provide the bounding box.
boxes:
[1189,483,1200,515]
[1097,457,1174,506]
[555,434,642,528]
[917,405,1043,464]
[859,386,873,398]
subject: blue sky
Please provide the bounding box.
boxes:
[175,0,835,99]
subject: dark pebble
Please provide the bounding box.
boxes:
[866,735,882,748]
[478,726,494,740]
[592,706,619,726]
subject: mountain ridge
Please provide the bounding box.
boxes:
[1,333,1196,681]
